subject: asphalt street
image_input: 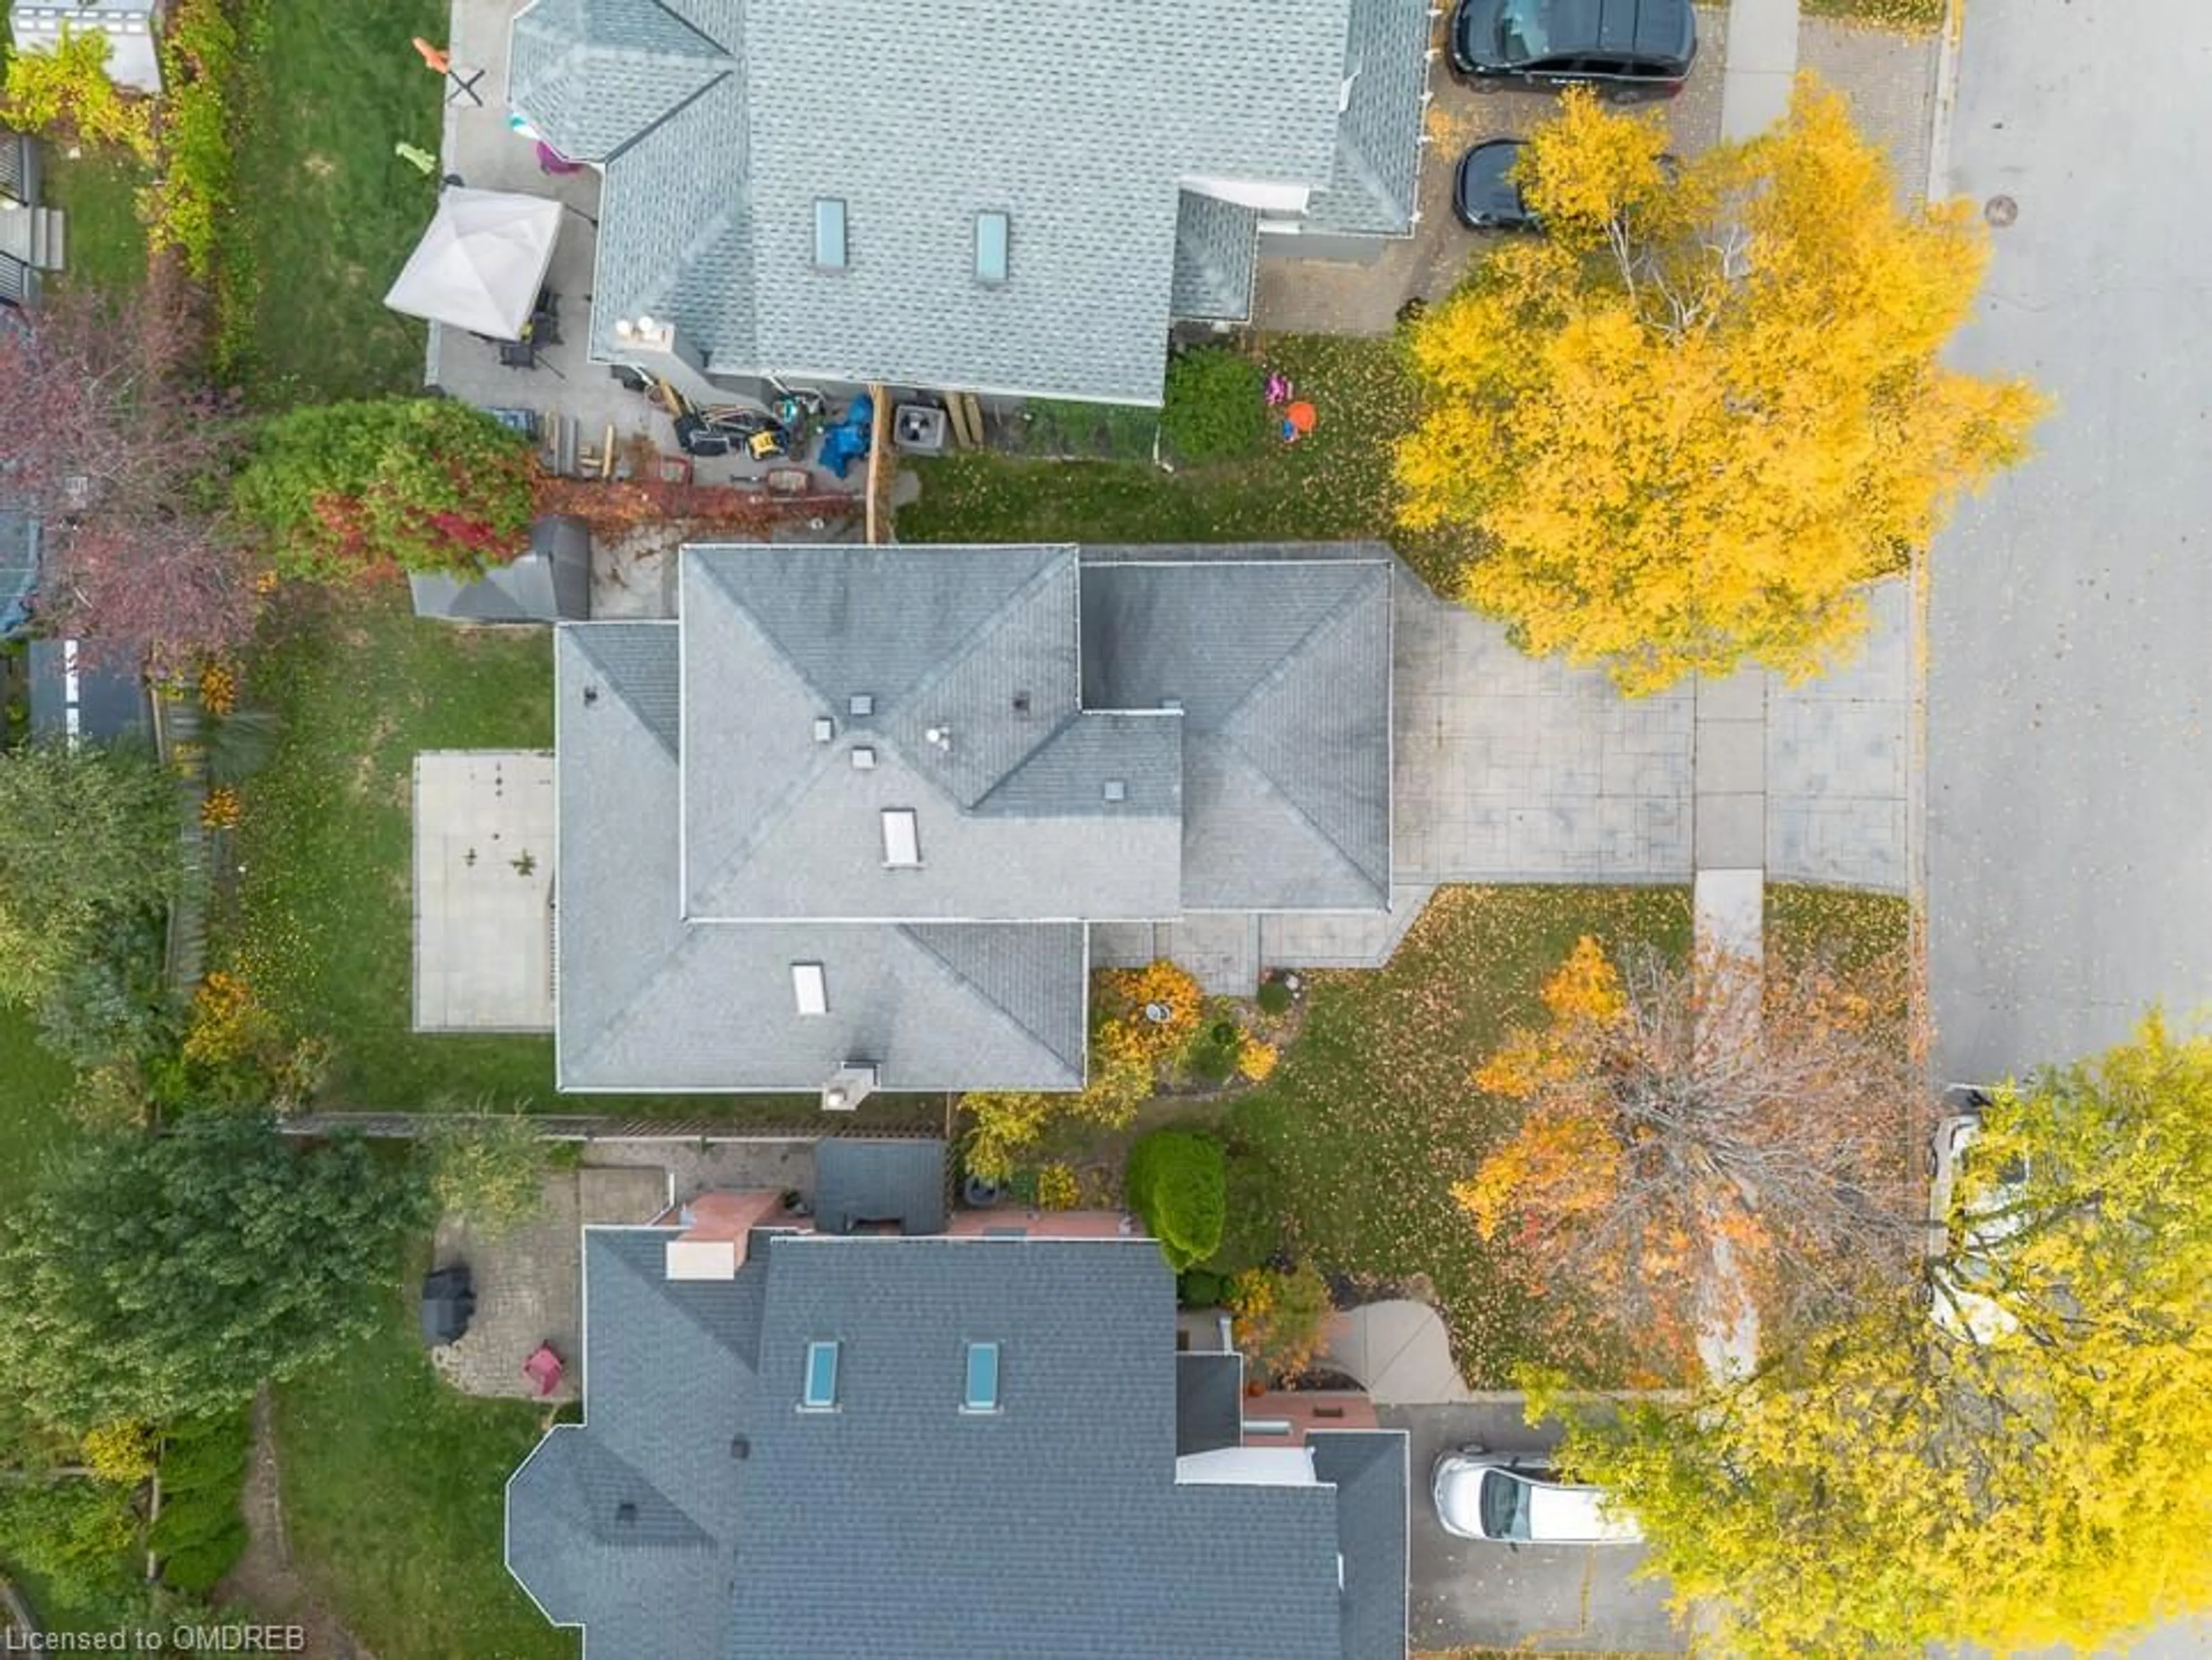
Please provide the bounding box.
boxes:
[1380,1402,1685,1655]
[1926,0,2212,1084]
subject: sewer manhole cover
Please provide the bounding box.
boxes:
[1984,194,2018,228]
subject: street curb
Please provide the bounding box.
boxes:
[1925,0,1967,201]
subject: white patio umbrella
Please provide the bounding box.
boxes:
[383,187,565,342]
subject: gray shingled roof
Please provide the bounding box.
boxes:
[513,1231,1406,1659]
[1176,1352,1246,1455]
[507,1227,763,1654]
[812,1137,948,1234]
[0,509,37,638]
[1082,546,1395,910]
[1304,0,1434,236]
[1312,1431,1414,1660]
[409,516,591,624]
[554,541,1393,1093]
[509,0,1427,402]
[680,545,1181,923]
[555,623,1089,1091]
[1171,192,1261,323]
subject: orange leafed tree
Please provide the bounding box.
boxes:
[1459,937,1921,1346]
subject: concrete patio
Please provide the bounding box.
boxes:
[426,0,876,499]
[412,751,555,1033]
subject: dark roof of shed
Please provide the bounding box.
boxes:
[810,1137,948,1234]
[27,641,149,743]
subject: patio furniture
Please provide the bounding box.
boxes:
[498,338,537,370]
[421,1263,475,1345]
[523,1342,565,1397]
[486,407,539,439]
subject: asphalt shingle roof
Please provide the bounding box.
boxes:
[554,540,1392,1092]
[680,545,1182,922]
[1171,191,1262,323]
[555,623,1089,1091]
[1304,0,1433,236]
[509,0,1429,402]
[514,1231,1406,1659]
[812,1137,949,1234]
[1081,546,1395,909]
[1312,1431,1415,1660]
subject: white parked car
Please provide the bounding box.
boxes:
[1928,1087,2030,1343]
[1431,1449,1642,1544]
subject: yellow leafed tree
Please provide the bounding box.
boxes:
[1396,77,2046,694]
[1543,1017,2212,1654]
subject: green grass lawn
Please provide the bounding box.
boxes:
[224,587,924,1123]
[276,1248,578,1660]
[1766,882,1913,973]
[35,148,152,296]
[229,0,448,404]
[224,588,558,1106]
[900,335,1427,552]
[0,1007,78,1208]
[1220,884,1694,1387]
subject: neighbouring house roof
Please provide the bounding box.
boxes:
[1304,0,1434,236]
[507,1230,1409,1660]
[27,640,149,744]
[555,543,1392,1094]
[410,515,592,624]
[810,1137,948,1235]
[507,0,1428,403]
[1081,546,1395,911]
[0,510,36,638]
[1177,1351,1247,1456]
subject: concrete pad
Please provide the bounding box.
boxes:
[1694,716,1766,795]
[1156,914,1261,996]
[1696,667,1767,723]
[1721,70,1795,141]
[1723,0,1798,75]
[1694,868,1765,962]
[1694,792,1765,868]
[412,751,556,1032]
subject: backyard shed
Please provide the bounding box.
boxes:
[410,515,590,623]
[28,639,149,744]
[811,1139,949,1235]
[7,1,165,94]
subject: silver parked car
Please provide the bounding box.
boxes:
[1432,1448,1642,1544]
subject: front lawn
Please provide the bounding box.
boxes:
[276,1248,577,1660]
[229,0,447,404]
[35,148,153,296]
[1801,0,1945,28]
[899,335,1421,549]
[1221,885,1694,1387]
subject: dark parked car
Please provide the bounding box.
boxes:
[1448,0,1697,102]
[1453,139,1537,230]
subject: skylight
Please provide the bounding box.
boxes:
[791,962,828,1016]
[963,1341,1001,1412]
[813,198,847,270]
[802,1340,839,1409]
[881,808,921,867]
[974,211,1010,285]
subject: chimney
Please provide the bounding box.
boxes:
[612,313,721,408]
